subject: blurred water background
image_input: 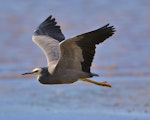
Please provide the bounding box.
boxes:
[0,0,150,120]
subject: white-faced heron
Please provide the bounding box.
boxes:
[22,15,115,87]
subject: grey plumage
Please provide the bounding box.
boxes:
[22,15,115,87]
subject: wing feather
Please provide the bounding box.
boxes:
[32,15,65,70]
[56,24,115,74]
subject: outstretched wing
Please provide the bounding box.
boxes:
[32,15,65,68]
[57,24,115,75]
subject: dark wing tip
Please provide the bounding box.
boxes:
[101,23,116,35]
[34,15,65,42]
[107,24,116,33]
[93,24,116,44]
[76,23,116,73]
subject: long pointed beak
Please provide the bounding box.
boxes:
[21,72,35,75]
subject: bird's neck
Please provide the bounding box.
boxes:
[38,67,61,84]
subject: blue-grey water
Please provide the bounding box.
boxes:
[0,0,150,120]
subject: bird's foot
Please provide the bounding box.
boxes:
[79,78,111,87]
[98,81,112,87]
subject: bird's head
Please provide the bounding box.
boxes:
[22,68,42,76]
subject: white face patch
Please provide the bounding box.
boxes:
[32,68,40,72]
[32,68,42,75]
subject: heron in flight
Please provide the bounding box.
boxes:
[22,15,115,87]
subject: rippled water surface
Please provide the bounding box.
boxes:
[0,0,150,120]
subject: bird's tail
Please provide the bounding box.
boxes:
[90,72,99,77]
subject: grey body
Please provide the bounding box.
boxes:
[22,15,115,87]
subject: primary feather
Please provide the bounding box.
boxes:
[32,15,115,76]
